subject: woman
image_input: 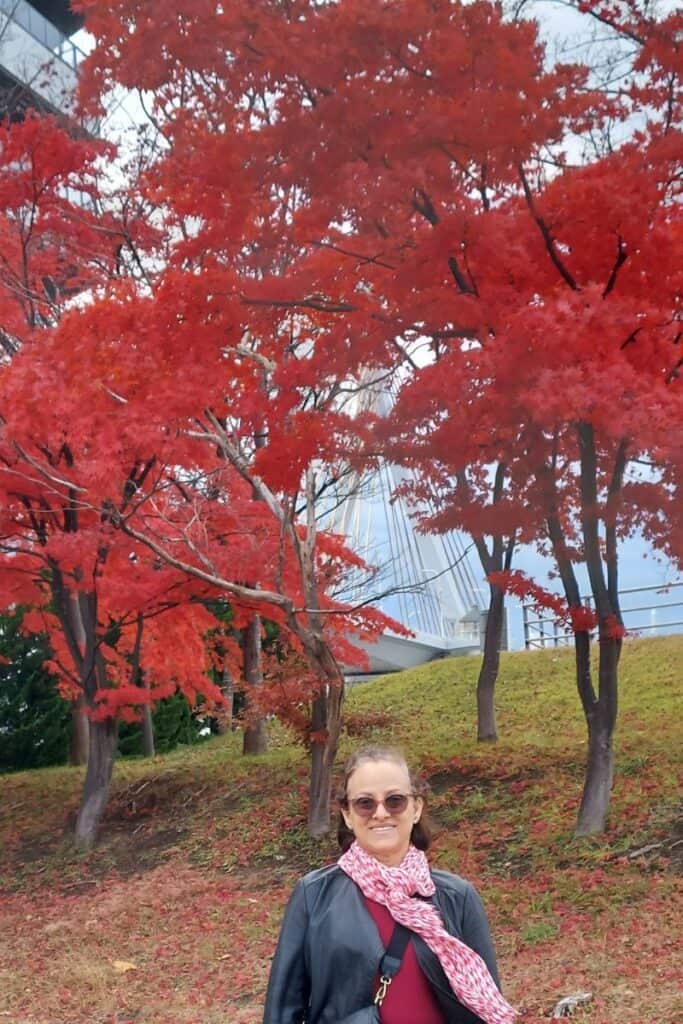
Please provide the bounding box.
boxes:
[263,745,516,1024]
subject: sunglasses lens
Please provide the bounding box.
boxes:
[349,794,410,816]
[352,797,377,816]
[384,794,409,814]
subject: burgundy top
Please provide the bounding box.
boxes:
[364,897,445,1024]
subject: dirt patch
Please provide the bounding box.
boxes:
[427,766,479,794]
[102,824,190,879]
[343,710,397,736]
[12,831,59,865]
[629,802,683,874]
[1,784,197,893]
[134,826,185,854]
[485,841,534,877]
[427,764,544,795]
[103,772,205,825]
[1,767,270,895]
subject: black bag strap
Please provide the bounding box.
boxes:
[374,922,412,1008]
[380,922,412,979]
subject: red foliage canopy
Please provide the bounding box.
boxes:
[2,0,681,727]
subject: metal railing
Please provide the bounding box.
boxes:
[522,581,683,649]
[0,0,85,70]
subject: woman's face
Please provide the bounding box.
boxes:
[342,758,423,867]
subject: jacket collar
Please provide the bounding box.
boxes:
[347,875,386,965]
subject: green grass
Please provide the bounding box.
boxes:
[0,635,681,1024]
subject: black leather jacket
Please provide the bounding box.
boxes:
[263,864,501,1024]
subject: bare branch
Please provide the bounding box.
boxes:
[240,294,356,314]
[8,448,87,494]
[114,515,292,610]
[602,234,627,298]
[309,239,395,270]
[518,164,579,292]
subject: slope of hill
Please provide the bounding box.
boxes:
[0,636,681,1024]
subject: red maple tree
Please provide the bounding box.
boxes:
[3,80,402,845]
[0,116,244,846]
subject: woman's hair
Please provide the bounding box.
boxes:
[336,744,432,852]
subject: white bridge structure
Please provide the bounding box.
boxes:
[319,378,487,675]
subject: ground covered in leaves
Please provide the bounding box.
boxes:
[1,636,681,1024]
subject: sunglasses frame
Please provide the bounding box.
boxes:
[346,792,415,818]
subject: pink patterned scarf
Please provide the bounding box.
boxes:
[338,842,518,1024]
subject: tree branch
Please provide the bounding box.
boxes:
[602,234,627,298]
[518,165,579,291]
[240,294,356,314]
[113,515,292,611]
[448,255,476,295]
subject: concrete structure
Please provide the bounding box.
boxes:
[320,376,488,675]
[0,0,84,119]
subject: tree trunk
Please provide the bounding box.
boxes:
[215,662,234,734]
[572,424,623,835]
[131,614,154,757]
[61,589,89,766]
[572,629,593,714]
[476,584,505,742]
[241,413,269,754]
[69,696,89,766]
[471,511,514,744]
[308,676,344,836]
[141,703,155,758]
[576,711,614,835]
[308,689,330,836]
[575,629,619,835]
[74,715,118,850]
[68,588,120,849]
[242,614,268,755]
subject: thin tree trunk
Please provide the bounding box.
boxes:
[575,629,619,834]
[308,690,330,836]
[470,501,514,743]
[215,661,234,734]
[543,428,626,836]
[553,551,612,836]
[242,614,268,755]
[141,702,155,758]
[242,411,269,755]
[129,613,154,757]
[573,630,593,715]
[308,660,344,836]
[74,715,118,849]
[476,583,505,742]
[576,709,614,835]
[545,482,605,832]
[293,467,346,835]
[62,589,89,766]
[573,425,622,835]
[71,590,119,850]
[69,695,89,765]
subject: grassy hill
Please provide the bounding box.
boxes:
[0,636,681,1024]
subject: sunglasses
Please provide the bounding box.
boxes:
[346,793,414,817]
